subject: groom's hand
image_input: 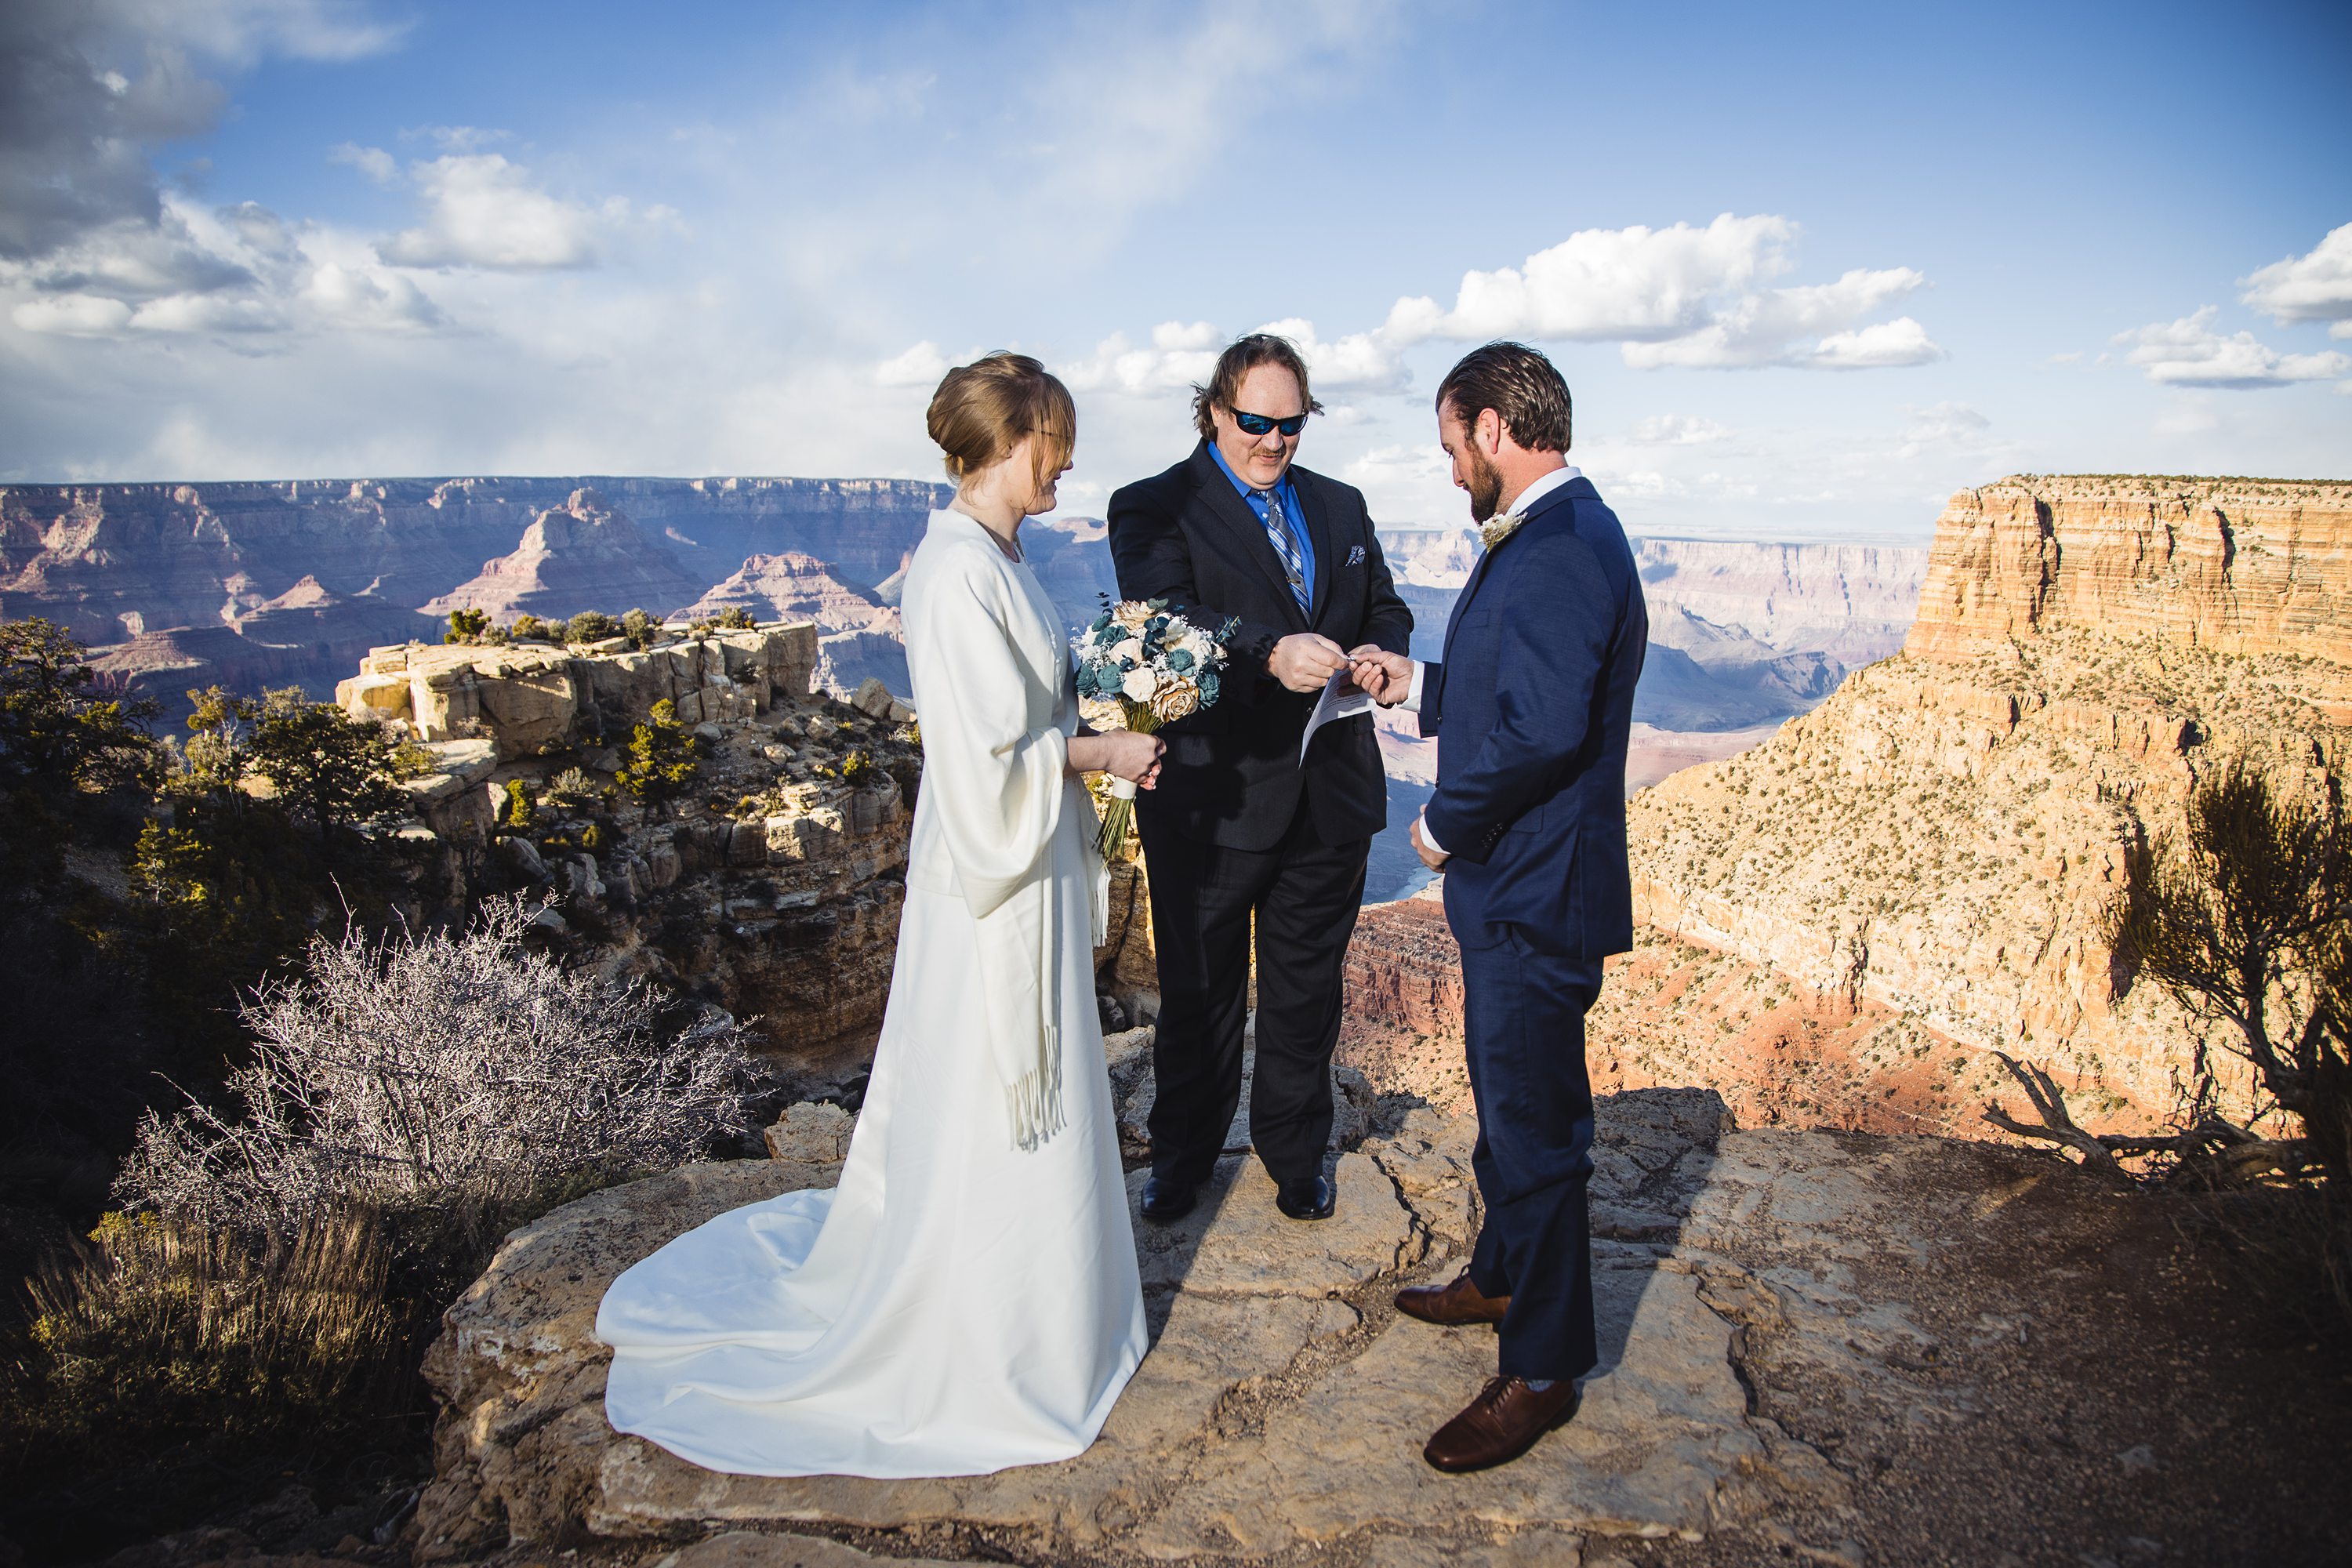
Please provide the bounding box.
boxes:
[1410,813,1449,870]
[1348,647,1413,706]
[1269,633,1348,694]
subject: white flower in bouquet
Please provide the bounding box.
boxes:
[1072,596,1240,858]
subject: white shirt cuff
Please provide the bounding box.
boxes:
[1397,659,1427,713]
[1416,807,1446,858]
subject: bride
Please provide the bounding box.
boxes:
[596,353,1163,1478]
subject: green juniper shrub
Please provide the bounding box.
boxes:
[564,610,622,645]
[618,699,702,815]
[443,608,488,644]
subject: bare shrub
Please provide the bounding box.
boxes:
[118,896,757,1236]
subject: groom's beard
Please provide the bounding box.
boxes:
[1463,448,1504,523]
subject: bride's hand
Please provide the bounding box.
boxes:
[1069,731,1165,789]
[1098,731,1164,789]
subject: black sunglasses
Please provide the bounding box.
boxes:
[1232,408,1309,437]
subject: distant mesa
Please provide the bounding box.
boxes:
[424,487,706,626]
[680,552,894,637]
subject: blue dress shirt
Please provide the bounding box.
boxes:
[1207,441,1315,607]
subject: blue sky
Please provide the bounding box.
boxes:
[3,0,2347,541]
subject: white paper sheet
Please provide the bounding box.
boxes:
[1299,667,1374,764]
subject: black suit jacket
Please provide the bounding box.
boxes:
[1106,443,1413,851]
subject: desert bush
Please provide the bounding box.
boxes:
[0,1207,423,1558]
[444,608,488,644]
[620,606,658,649]
[546,764,601,811]
[2105,764,2352,1186]
[715,606,757,630]
[496,777,535,833]
[118,895,757,1239]
[618,697,702,814]
[565,609,622,644]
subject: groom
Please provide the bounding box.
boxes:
[1107,332,1412,1225]
[1351,342,1646,1473]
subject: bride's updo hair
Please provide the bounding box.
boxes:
[927,352,1076,498]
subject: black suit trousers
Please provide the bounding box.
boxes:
[1459,932,1603,1382]
[1138,797,1368,1187]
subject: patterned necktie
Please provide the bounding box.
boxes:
[1256,487,1309,612]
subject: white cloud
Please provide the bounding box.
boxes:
[1254,317,1410,394]
[100,0,411,65]
[1385,213,1792,344]
[1624,414,1731,445]
[1023,1,1395,250]
[1900,401,1991,441]
[379,153,612,270]
[1062,316,1404,401]
[875,339,949,388]
[330,141,396,183]
[1061,321,1221,394]
[12,292,136,336]
[1381,216,1941,373]
[2241,221,2352,338]
[2116,306,2351,389]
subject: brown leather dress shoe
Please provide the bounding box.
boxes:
[1423,1376,1581,1472]
[1394,1269,1510,1326]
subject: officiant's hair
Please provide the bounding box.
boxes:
[1192,333,1325,441]
[1435,342,1572,454]
[927,352,1077,494]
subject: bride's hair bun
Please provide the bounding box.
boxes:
[927,352,1076,493]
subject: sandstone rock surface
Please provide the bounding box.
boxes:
[416,1087,1896,1563]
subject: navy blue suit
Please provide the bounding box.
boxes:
[1417,473,1646,1381]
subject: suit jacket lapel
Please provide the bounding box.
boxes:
[1441,543,1497,666]
[1187,444,1308,630]
[1437,480,1582,664]
[1296,470,1338,628]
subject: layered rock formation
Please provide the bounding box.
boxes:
[1904,474,2352,675]
[1377,528,1928,733]
[0,474,946,715]
[679,553,895,634]
[424,488,706,626]
[1627,474,2352,1133]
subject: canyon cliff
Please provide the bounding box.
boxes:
[0,475,946,713]
[1625,475,2352,1133]
[1340,476,2352,1140]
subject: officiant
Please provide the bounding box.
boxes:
[1105,333,1412,1224]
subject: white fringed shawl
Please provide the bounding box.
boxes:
[900,510,1107,1150]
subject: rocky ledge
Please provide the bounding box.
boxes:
[413,1086,2003,1565]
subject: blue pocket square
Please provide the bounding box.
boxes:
[1346,544,1366,565]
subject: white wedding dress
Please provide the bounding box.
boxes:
[596,509,1148,1479]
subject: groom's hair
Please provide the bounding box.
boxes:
[1435,343,1572,453]
[1192,333,1325,441]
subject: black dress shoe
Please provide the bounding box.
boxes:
[1274,1174,1335,1221]
[1140,1175,1196,1223]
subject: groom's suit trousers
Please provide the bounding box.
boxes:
[1459,932,1602,1382]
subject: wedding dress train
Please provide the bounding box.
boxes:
[595,510,1147,1479]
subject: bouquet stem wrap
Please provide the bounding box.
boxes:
[1095,703,1160,858]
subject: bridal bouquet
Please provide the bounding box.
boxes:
[1073,597,1236,858]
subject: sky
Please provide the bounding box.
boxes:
[2,0,2348,543]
